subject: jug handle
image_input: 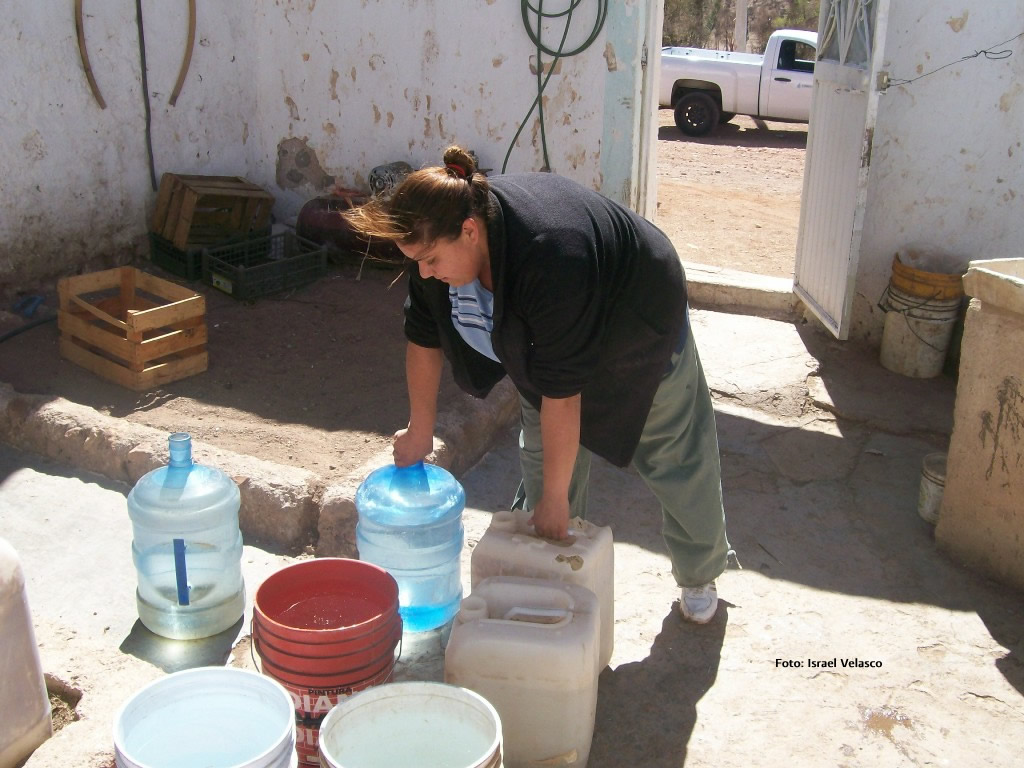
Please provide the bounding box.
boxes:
[531,531,577,547]
[390,460,430,493]
[502,606,571,625]
[510,482,577,545]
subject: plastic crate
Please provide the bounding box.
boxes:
[201,233,328,301]
[149,227,272,281]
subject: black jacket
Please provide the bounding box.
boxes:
[404,173,688,467]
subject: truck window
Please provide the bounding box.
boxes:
[777,40,815,74]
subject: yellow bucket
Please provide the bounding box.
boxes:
[890,253,964,301]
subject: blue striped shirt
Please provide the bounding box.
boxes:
[449,280,499,362]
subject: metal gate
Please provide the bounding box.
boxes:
[793,0,890,338]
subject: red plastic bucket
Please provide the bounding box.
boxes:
[254,612,402,675]
[252,558,401,686]
[252,558,402,768]
[254,558,399,643]
[254,609,399,657]
[257,634,398,689]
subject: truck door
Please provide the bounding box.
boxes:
[762,39,816,121]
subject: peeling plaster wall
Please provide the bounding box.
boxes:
[3,0,643,292]
[851,3,1024,342]
[0,1,260,292]
[253,0,622,222]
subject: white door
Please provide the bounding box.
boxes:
[793,0,890,338]
[763,39,816,120]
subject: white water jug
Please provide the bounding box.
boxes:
[127,433,245,640]
[445,576,600,768]
[470,508,614,668]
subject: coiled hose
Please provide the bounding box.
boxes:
[502,0,610,173]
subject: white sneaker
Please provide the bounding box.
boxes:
[679,582,718,624]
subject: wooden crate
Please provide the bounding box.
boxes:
[151,173,274,251]
[58,267,208,391]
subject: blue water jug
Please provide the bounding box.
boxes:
[126,433,245,639]
[355,462,465,632]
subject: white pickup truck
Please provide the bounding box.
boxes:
[659,29,817,137]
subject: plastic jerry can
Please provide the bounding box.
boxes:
[0,538,52,768]
[126,433,245,640]
[470,508,614,668]
[355,462,465,632]
[444,576,600,768]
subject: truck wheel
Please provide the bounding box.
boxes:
[719,112,735,124]
[673,93,720,137]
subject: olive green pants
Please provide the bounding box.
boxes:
[516,326,730,587]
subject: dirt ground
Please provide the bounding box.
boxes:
[0,117,805,481]
[0,260,452,483]
[654,109,806,278]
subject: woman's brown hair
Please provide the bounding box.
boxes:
[344,146,494,246]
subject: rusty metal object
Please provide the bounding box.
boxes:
[74,0,106,109]
[168,0,197,106]
[296,190,404,267]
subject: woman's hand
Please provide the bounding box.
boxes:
[529,494,571,540]
[393,426,433,467]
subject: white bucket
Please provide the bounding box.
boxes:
[318,682,502,768]
[113,667,297,768]
[879,285,961,378]
[918,452,947,525]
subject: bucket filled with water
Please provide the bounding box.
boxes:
[252,558,401,766]
[318,682,502,768]
[113,667,296,768]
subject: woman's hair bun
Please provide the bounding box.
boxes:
[442,145,476,177]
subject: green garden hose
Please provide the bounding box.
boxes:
[502,0,609,173]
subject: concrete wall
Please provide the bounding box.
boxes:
[937,295,1024,592]
[851,3,1024,342]
[1,1,265,293]
[1,0,651,294]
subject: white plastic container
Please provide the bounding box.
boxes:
[445,576,600,768]
[318,682,502,768]
[0,537,52,768]
[113,667,296,768]
[918,452,947,525]
[879,285,961,379]
[471,508,614,668]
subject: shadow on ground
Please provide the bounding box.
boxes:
[590,608,727,768]
[657,118,807,149]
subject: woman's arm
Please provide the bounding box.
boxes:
[394,341,444,466]
[529,393,582,540]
